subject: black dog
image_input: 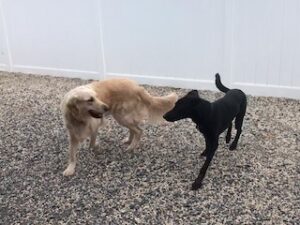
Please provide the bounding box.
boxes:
[163,74,247,190]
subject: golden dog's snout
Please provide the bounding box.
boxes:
[102,104,109,112]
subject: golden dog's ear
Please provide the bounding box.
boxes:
[67,96,79,116]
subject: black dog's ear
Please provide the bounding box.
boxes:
[187,90,199,98]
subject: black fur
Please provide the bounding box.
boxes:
[163,73,247,190]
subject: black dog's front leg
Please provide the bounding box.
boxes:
[200,135,210,157]
[226,122,232,144]
[197,125,208,157]
[192,137,219,190]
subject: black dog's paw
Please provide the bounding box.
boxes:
[229,143,237,150]
[200,151,207,157]
[191,180,202,190]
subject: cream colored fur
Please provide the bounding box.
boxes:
[62,78,178,176]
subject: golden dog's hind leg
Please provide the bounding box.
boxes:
[127,125,142,150]
[63,136,79,176]
[114,115,142,150]
[122,129,134,145]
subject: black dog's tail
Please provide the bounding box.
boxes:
[215,73,230,93]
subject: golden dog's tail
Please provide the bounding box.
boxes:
[139,88,178,123]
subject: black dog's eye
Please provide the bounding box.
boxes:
[87,97,94,102]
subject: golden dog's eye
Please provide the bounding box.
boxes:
[87,97,94,102]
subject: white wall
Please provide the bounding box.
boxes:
[232,0,300,98]
[0,0,9,71]
[0,0,104,79]
[0,0,300,99]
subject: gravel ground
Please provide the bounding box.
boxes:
[0,71,299,225]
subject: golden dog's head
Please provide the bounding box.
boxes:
[63,86,109,120]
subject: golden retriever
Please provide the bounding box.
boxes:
[61,78,178,176]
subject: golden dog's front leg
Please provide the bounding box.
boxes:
[63,136,79,176]
[89,118,104,150]
[89,132,97,150]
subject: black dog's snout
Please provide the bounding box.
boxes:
[163,113,170,120]
[163,113,173,122]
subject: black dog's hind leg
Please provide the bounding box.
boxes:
[192,137,219,190]
[225,122,232,144]
[229,111,245,150]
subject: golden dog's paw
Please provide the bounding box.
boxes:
[63,165,75,176]
[126,143,139,151]
[122,137,131,145]
[89,144,100,151]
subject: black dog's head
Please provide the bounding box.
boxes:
[163,90,200,122]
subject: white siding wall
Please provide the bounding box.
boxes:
[0,0,299,99]
[0,0,105,79]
